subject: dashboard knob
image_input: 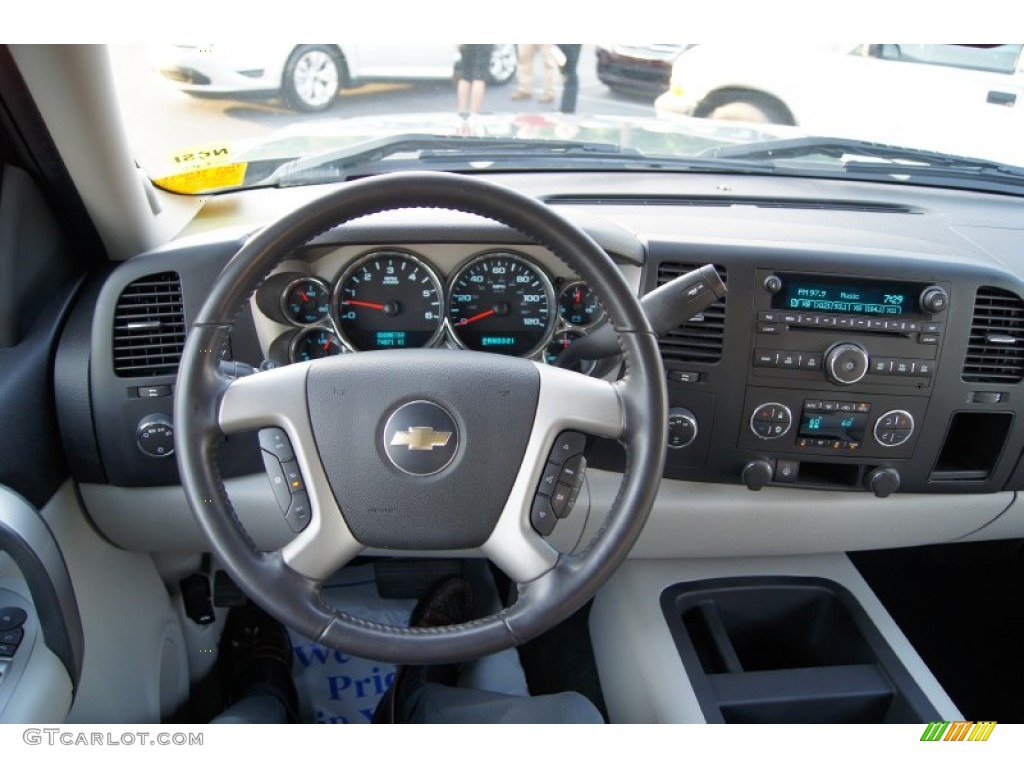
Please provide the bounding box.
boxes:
[919,286,949,315]
[866,467,901,498]
[136,414,174,458]
[668,407,698,449]
[741,459,774,491]
[763,274,783,293]
[825,342,869,385]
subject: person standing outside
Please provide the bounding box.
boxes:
[456,44,494,116]
[557,44,582,113]
[512,44,558,103]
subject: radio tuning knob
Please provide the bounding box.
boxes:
[825,342,869,385]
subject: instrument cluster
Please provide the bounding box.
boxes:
[255,247,606,371]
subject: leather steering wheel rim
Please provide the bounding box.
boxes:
[175,171,668,664]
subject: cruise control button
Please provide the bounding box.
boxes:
[549,432,586,464]
[530,496,557,536]
[281,461,305,494]
[261,452,293,513]
[258,428,295,462]
[0,608,26,631]
[285,492,311,533]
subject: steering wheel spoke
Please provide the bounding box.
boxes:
[482,363,624,584]
[218,362,363,581]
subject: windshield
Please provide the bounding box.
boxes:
[109,43,1024,195]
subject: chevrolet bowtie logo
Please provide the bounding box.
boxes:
[390,426,452,451]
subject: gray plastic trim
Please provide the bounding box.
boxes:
[0,486,83,688]
[590,555,962,724]
[218,362,364,581]
[0,585,73,723]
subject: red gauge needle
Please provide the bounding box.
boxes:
[322,339,334,351]
[459,309,496,326]
[343,299,386,310]
[299,290,309,302]
[574,287,582,304]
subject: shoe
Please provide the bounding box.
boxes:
[219,602,299,722]
[538,93,555,103]
[510,90,531,100]
[372,577,474,723]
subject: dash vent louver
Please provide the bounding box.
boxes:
[655,262,727,365]
[113,271,186,377]
[962,286,1024,384]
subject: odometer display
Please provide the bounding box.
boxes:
[448,253,554,356]
[333,251,444,351]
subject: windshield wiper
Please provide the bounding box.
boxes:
[259,133,774,187]
[701,136,1024,183]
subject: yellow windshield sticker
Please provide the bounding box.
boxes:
[155,142,247,193]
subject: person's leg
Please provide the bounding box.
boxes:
[212,687,291,724]
[559,44,582,113]
[514,44,537,98]
[399,682,604,724]
[539,44,558,102]
[469,80,486,113]
[457,79,471,113]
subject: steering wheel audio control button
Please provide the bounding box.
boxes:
[0,608,26,631]
[537,462,561,496]
[530,496,557,536]
[549,431,586,464]
[558,455,586,488]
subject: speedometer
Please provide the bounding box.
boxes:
[447,252,555,357]
[333,250,445,351]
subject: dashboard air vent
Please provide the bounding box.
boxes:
[655,262,727,365]
[962,287,1024,384]
[113,271,186,377]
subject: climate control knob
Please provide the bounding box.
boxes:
[825,342,869,385]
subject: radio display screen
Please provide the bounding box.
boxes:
[774,276,920,316]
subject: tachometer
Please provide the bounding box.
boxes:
[447,252,555,356]
[333,251,445,351]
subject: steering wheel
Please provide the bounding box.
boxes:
[174,171,667,664]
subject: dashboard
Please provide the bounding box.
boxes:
[55,170,1024,557]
